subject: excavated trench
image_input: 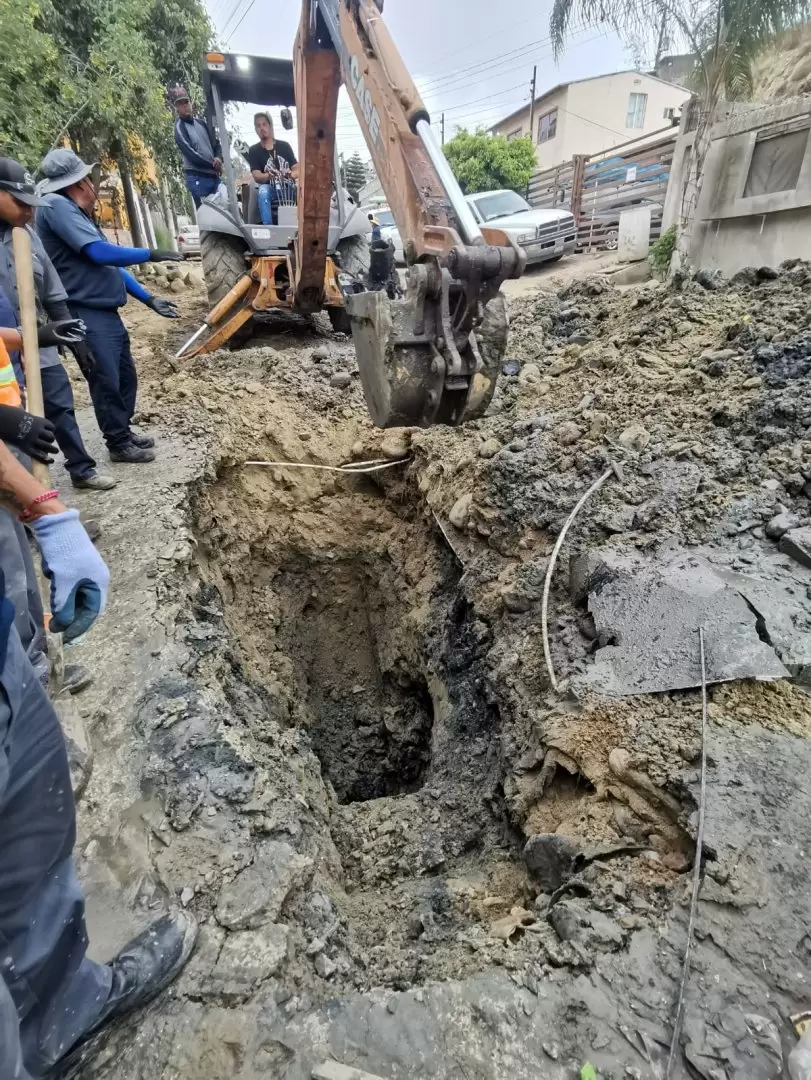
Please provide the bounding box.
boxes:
[271,553,435,804]
[188,458,538,990]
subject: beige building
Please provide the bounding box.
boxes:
[490,70,690,169]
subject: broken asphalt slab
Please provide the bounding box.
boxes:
[574,549,789,696]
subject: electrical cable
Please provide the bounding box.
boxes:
[224,0,258,42]
[664,627,708,1079]
[244,457,411,474]
[541,467,616,691]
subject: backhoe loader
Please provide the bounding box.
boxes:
[175,0,526,429]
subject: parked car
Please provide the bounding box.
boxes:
[464,189,577,266]
[366,207,404,264]
[177,223,200,257]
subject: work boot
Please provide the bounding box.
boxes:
[62,663,94,695]
[128,431,155,449]
[100,910,198,1021]
[108,442,156,464]
[54,911,198,1075]
[72,470,117,491]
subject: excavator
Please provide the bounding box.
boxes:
[175,0,526,428]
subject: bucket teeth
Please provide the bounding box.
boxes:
[345,291,508,429]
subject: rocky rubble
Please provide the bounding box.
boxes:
[64,263,811,1079]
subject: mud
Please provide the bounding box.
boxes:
[55,261,811,1079]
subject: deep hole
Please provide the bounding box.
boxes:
[273,555,434,803]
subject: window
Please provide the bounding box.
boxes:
[470,190,533,222]
[663,107,675,120]
[538,108,557,143]
[506,127,523,140]
[743,129,808,197]
[626,92,648,129]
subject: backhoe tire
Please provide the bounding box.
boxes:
[200,232,249,308]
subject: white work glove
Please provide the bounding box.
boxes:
[29,509,110,640]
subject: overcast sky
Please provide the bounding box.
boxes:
[204,0,636,164]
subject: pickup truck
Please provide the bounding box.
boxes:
[464,189,577,266]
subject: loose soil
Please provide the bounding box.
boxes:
[57,257,811,1079]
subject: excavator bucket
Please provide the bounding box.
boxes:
[345,287,509,429]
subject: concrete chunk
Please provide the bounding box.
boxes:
[216,841,312,930]
[578,550,789,696]
[779,527,811,569]
[209,924,290,999]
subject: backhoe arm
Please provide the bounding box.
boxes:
[295,0,526,428]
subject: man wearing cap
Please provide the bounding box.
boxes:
[0,157,115,491]
[171,87,223,207]
[36,149,184,465]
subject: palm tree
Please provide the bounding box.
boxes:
[549,0,811,254]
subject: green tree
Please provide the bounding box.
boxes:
[548,0,811,255]
[444,130,536,195]
[344,151,368,200]
[0,0,71,162]
[0,0,211,187]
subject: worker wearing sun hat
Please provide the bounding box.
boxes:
[35,148,184,465]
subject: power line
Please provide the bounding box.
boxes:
[415,23,593,96]
[220,0,253,40]
[224,0,258,41]
[435,83,526,118]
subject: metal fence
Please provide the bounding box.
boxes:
[527,127,677,252]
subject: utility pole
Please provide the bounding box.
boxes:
[441,113,445,146]
[528,65,537,144]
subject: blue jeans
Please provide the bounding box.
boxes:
[0,510,47,685]
[257,183,277,225]
[0,626,111,1076]
[184,171,219,208]
[70,307,137,452]
[40,364,96,481]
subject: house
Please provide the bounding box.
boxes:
[489,70,690,169]
[654,53,699,86]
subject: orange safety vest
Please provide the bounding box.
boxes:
[0,339,22,408]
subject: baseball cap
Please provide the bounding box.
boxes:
[169,86,191,104]
[37,149,95,195]
[0,158,44,206]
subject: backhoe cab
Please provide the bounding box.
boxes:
[177,1,526,429]
[178,50,371,355]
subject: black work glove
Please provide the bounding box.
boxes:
[68,341,96,378]
[0,405,57,463]
[148,249,185,262]
[147,297,180,319]
[37,318,86,348]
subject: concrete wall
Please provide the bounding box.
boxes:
[698,207,811,275]
[673,97,811,275]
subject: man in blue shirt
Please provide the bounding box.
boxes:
[0,442,197,1078]
[170,87,223,207]
[36,150,183,464]
[0,158,115,491]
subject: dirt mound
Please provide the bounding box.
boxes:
[68,266,811,1078]
[752,22,811,100]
